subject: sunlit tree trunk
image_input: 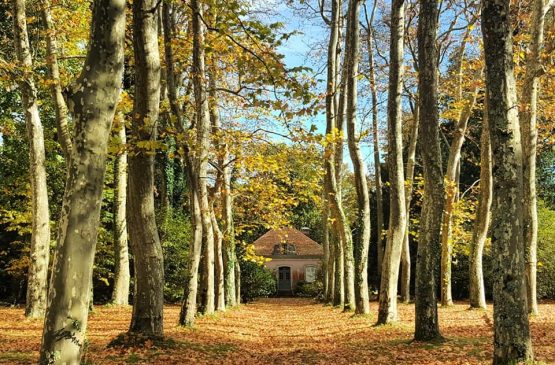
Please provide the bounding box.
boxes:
[12,0,51,320]
[211,207,226,311]
[469,97,491,310]
[482,0,533,361]
[344,0,370,315]
[414,0,443,341]
[40,0,72,160]
[520,0,550,317]
[337,7,355,313]
[222,156,237,307]
[111,123,130,305]
[401,102,418,303]
[208,72,226,312]
[440,31,480,306]
[321,0,346,308]
[322,203,331,301]
[377,0,406,324]
[364,3,384,287]
[192,0,215,316]
[127,0,164,337]
[39,0,125,361]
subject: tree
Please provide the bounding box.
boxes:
[321,0,347,308]
[378,0,406,324]
[39,0,126,361]
[414,0,443,341]
[481,0,533,361]
[127,0,164,337]
[344,0,370,315]
[40,0,72,160]
[439,19,481,306]
[12,0,51,319]
[469,97,490,310]
[362,0,384,297]
[111,120,130,305]
[520,0,553,316]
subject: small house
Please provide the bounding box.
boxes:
[253,227,323,294]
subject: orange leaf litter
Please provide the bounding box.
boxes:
[0,298,553,364]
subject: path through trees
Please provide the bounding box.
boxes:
[1,299,554,364]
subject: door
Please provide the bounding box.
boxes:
[278,267,291,291]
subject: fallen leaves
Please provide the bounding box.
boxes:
[0,299,554,364]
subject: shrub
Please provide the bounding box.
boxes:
[295,280,323,299]
[240,260,276,302]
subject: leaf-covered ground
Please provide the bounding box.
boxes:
[1,298,554,364]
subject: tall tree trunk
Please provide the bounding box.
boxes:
[344,0,370,315]
[40,0,72,160]
[208,72,226,312]
[222,156,237,307]
[322,202,331,302]
[235,260,241,304]
[127,0,164,337]
[364,3,384,289]
[469,97,491,310]
[321,0,346,309]
[337,6,355,313]
[482,0,533,361]
[162,1,204,327]
[192,0,215,316]
[520,0,549,317]
[211,207,226,311]
[414,0,443,341]
[112,123,130,305]
[401,102,419,303]
[39,0,125,361]
[12,0,51,320]
[377,0,406,324]
[440,31,481,306]
[179,165,203,325]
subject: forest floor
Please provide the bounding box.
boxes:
[0,298,554,364]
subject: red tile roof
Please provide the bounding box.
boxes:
[253,227,323,257]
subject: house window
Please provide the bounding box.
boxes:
[273,243,297,255]
[305,266,317,283]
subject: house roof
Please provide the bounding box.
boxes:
[253,227,323,257]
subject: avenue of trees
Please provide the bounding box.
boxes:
[1,0,555,364]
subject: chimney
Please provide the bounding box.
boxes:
[300,227,311,236]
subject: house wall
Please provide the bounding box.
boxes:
[265,258,322,291]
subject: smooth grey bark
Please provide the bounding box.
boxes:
[127,0,164,337]
[401,102,419,303]
[38,0,125,362]
[520,0,550,317]
[111,124,130,305]
[363,3,384,287]
[321,0,346,308]
[191,0,215,316]
[12,0,51,320]
[414,0,443,341]
[179,166,203,325]
[211,207,226,311]
[344,0,370,315]
[469,98,491,310]
[222,156,237,307]
[208,74,226,312]
[377,0,406,324]
[40,0,72,160]
[440,31,480,307]
[337,6,355,313]
[482,0,533,361]
[161,1,204,327]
